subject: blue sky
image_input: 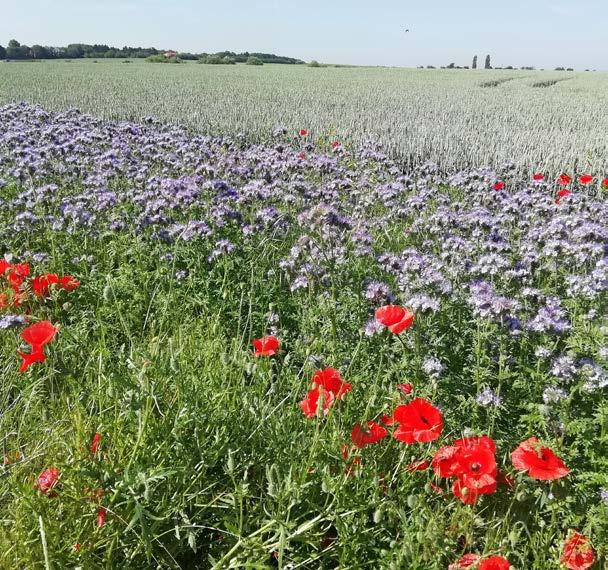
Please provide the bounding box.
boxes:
[1,0,606,69]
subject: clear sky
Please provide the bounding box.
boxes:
[1,0,606,69]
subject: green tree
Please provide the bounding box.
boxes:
[472,55,477,69]
[484,54,492,69]
[198,54,235,64]
[0,45,6,59]
[246,56,263,66]
[7,40,31,59]
[65,44,85,58]
[31,45,49,59]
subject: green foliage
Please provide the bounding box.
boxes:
[146,55,182,64]
[198,55,235,65]
[215,51,304,64]
[246,56,264,66]
[6,38,31,60]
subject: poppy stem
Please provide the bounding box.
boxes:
[39,515,51,570]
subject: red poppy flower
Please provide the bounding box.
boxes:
[374,305,414,334]
[32,273,59,297]
[433,435,498,503]
[297,151,306,160]
[298,129,308,137]
[393,398,443,443]
[97,507,107,528]
[6,263,30,294]
[511,437,570,480]
[602,177,608,189]
[375,304,405,326]
[0,260,11,274]
[578,174,593,185]
[59,275,80,291]
[91,432,102,454]
[448,554,481,569]
[454,435,496,452]
[493,181,505,191]
[331,141,341,150]
[73,543,81,551]
[18,321,58,372]
[479,556,511,570]
[0,293,8,309]
[21,320,57,347]
[300,386,335,418]
[18,348,47,373]
[398,383,413,395]
[406,459,430,472]
[37,467,60,495]
[433,437,496,478]
[381,413,396,426]
[558,173,572,185]
[452,472,497,504]
[312,368,351,399]
[10,263,30,279]
[453,444,497,480]
[432,444,461,477]
[351,421,388,448]
[556,188,572,204]
[252,335,280,357]
[560,531,595,570]
[533,173,545,181]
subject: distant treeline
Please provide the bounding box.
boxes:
[0,40,304,64]
[193,51,303,64]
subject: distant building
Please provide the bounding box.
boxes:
[163,50,178,58]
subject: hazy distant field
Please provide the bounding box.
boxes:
[1,59,607,173]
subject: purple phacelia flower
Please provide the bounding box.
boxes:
[290,275,309,292]
[535,346,552,359]
[542,386,568,404]
[422,356,443,379]
[476,388,501,407]
[363,318,385,336]
[0,314,27,330]
[364,281,392,302]
[407,294,440,313]
[550,355,577,382]
[207,239,235,262]
[526,297,571,334]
